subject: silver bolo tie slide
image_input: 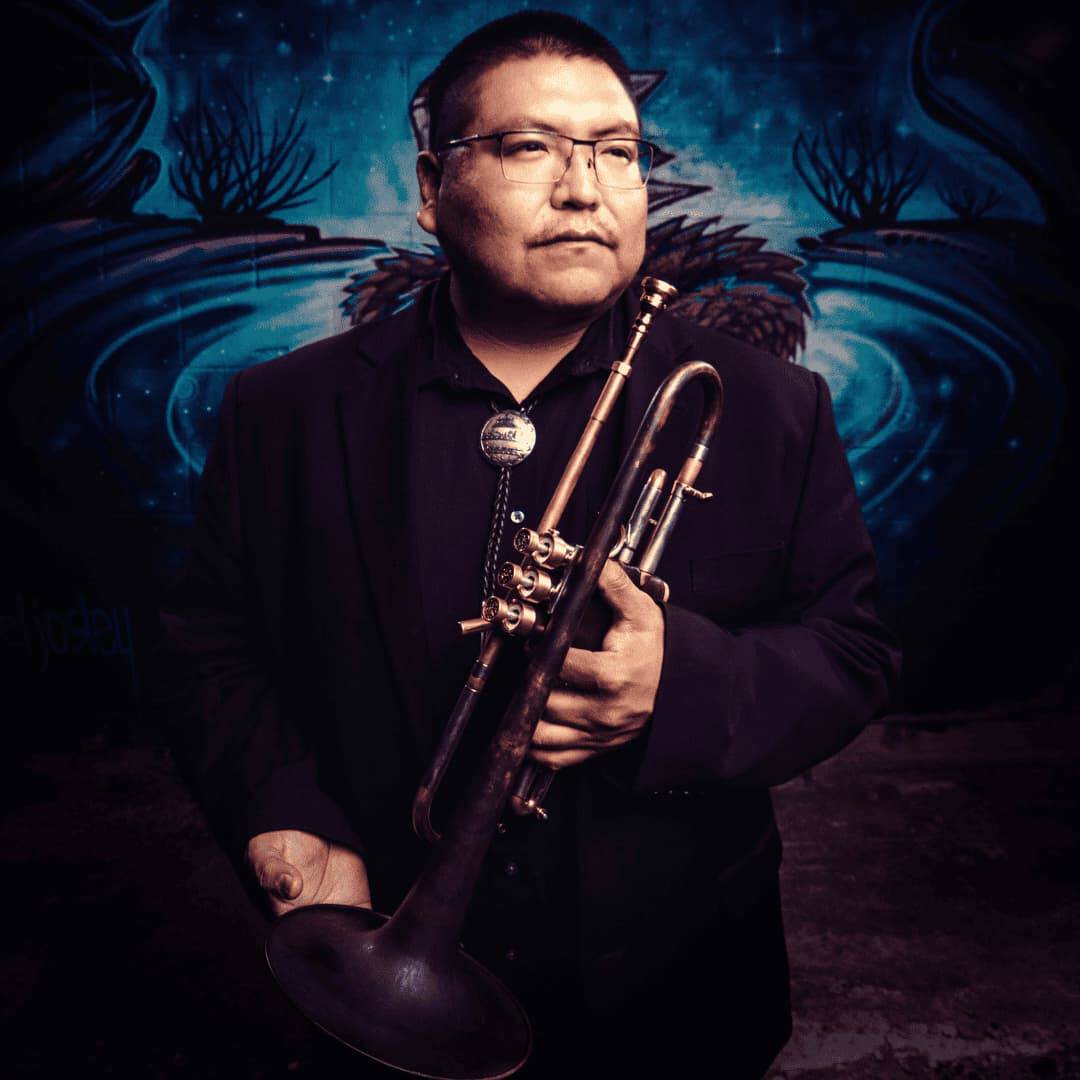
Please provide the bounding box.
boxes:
[479,409,537,468]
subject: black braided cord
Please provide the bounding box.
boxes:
[480,399,536,603]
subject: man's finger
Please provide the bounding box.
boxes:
[543,686,596,729]
[256,853,304,901]
[533,718,596,751]
[528,745,596,769]
[558,648,606,691]
[594,559,655,624]
[276,871,302,901]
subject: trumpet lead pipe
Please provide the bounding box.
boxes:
[537,279,677,535]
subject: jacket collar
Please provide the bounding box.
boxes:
[416,275,621,392]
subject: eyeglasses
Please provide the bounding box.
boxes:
[438,130,658,189]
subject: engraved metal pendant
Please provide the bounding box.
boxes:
[480,410,537,468]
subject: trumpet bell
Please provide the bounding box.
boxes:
[267,904,532,1079]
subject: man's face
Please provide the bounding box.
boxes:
[418,53,648,316]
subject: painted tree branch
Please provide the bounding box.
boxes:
[935,175,1004,221]
[793,112,928,227]
[169,85,338,224]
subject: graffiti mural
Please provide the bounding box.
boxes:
[2,0,1076,725]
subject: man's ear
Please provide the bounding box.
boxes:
[416,151,441,237]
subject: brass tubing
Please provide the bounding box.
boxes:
[401,371,723,957]
[509,767,556,818]
[537,278,676,534]
[411,632,503,843]
[511,364,721,819]
[538,397,616,534]
[618,468,667,565]
[638,443,711,574]
[637,483,689,575]
[420,280,677,842]
[676,440,709,487]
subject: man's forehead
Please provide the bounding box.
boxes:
[466,54,640,136]
[495,114,641,138]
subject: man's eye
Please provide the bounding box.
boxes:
[601,143,637,162]
[504,139,552,155]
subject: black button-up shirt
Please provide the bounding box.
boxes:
[412,277,635,986]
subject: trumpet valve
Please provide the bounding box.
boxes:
[497,561,532,592]
[481,596,543,637]
[513,527,578,568]
[499,561,555,601]
[512,527,546,559]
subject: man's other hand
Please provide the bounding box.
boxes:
[245,829,372,917]
[530,559,664,769]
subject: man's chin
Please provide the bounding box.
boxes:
[451,259,638,324]
[521,266,629,313]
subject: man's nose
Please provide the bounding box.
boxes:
[551,143,601,207]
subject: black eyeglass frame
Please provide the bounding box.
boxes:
[437,129,661,189]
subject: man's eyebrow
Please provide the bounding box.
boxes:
[591,122,643,138]
[499,116,643,138]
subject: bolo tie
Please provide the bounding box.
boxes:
[479,400,537,603]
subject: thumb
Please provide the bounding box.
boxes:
[595,559,649,622]
[257,853,303,901]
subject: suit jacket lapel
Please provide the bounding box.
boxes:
[335,308,434,765]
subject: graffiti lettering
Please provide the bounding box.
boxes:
[14,593,138,694]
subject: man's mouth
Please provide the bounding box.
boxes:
[534,232,613,247]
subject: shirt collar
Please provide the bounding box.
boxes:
[417,273,632,396]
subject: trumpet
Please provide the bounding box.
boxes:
[266,277,724,1079]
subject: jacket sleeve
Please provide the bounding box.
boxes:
[631,370,901,792]
[155,372,366,859]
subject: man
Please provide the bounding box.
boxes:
[159,11,900,1078]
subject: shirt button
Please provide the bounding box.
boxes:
[510,509,525,524]
[503,860,519,878]
[504,947,517,962]
[495,821,508,835]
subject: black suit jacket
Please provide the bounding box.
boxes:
[157,281,900,1068]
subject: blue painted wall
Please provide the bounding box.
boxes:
[3,0,1077,738]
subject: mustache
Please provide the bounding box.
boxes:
[531,230,615,247]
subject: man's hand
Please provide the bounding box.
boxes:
[529,559,664,769]
[245,829,372,917]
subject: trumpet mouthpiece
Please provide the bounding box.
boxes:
[639,277,678,312]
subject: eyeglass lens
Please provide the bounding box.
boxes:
[499,132,652,188]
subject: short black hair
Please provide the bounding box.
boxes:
[422,10,637,151]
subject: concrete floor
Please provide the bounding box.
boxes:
[769,708,1080,1079]
[4,706,1078,1078]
